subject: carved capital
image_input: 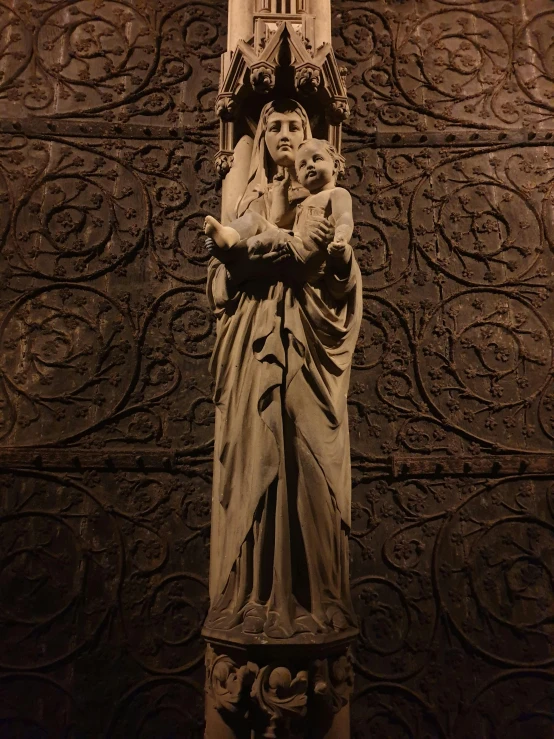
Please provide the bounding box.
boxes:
[215,94,237,121]
[250,63,276,94]
[327,98,350,124]
[214,151,234,179]
[295,64,321,95]
[205,645,259,714]
[250,665,309,739]
[204,643,355,739]
[313,651,354,714]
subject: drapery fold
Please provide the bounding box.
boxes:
[206,258,362,638]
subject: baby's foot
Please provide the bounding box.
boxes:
[204,215,240,250]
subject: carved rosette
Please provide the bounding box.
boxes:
[215,95,237,121]
[327,98,350,124]
[295,64,322,95]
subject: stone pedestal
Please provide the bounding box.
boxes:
[203,631,356,739]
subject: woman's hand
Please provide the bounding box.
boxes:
[244,234,291,279]
[270,169,292,228]
[223,230,292,285]
[206,237,224,260]
[247,235,291,264]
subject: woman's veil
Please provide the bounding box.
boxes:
[234,99,312,219]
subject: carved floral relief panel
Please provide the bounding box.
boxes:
[350,473,554,738]
[0,0,553,736]
[0,0,224,129]
[0,133,216,448]
[336,0,554,134]
[0,466,210,737]
[1,135,554,456]
[345,142,554,459]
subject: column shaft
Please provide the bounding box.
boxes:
[227,0,255,50]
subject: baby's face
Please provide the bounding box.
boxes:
[296,141,336,192]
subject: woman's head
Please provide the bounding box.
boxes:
[262,100,308,168]
[235,99,312,218]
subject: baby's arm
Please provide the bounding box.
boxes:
[329,188,354,245]
[327,188,353,277]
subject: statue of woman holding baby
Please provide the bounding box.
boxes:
[203,99,362,642]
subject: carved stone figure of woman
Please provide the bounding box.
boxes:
[204,99,362,641]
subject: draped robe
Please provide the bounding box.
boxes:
[205,241,362,639]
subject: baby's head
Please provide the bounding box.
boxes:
[295,139,345,193]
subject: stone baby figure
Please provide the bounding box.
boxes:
[204,138,353,278]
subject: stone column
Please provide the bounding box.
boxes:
[311,0,332,51]
[227,0,255,50]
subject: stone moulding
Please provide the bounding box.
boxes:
[215,19,349,175]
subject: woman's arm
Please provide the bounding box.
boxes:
[212,231,292,287]
[208,213,335,289]
[269,171,292,227]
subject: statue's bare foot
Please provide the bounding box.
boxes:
[204,215,240,249]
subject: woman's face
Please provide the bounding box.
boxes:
[265,111,305,168]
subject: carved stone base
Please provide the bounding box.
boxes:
[204,638,355,739]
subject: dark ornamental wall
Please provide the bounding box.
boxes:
[0,1,553,737]
[338,1,554,736]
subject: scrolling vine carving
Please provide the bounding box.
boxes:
[0,0,553,737]
[0,0,225,128]
[336,0,554,133]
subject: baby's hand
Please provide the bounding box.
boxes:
[327,239,352,261]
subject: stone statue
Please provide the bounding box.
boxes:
[203,100,362,642]
[203,5,356,735]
